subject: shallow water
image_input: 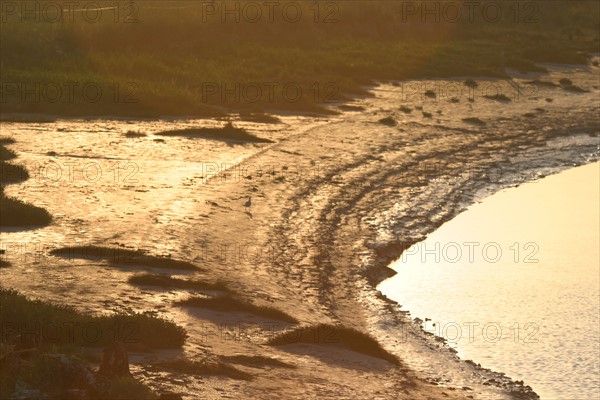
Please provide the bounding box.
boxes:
[379,162,600,399]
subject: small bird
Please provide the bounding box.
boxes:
[244,196,252,209]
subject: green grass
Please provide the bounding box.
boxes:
[156,122,274,143]
[128,273,229,292]
[49,246,200,271]
[174,296,298,323]
[0,289,187,349]
[268,324,401,366]
[1,1,597,116]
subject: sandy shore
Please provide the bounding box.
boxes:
[2,63,599,399]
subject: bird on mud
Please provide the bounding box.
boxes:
[244,196,252,209]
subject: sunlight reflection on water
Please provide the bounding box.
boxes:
[380,162,600,399]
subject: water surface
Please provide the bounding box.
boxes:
[379,162,600,399]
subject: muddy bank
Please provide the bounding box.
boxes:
[1,63,598,399]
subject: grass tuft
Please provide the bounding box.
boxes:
[0,289,187,349]
[156,122,273,143]
[49,246,200,271]
[267,324,401,366]
[128,273,228,292]
[174,296,298,323]
[378,117,397,126]
[462,117,486,126]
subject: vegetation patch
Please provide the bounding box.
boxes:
[464,79,479,88]
[128,273,228,292]
[2,1,596,116]
[483,94,512,102]
[49,246,200,271]
[462,117,486,126]
[174,296,298,323]
[238,113,282,124]
[339,104,366,112]
[124,131,147,138]
[0,187,52,227]
[267,324,401,366]
[0,289,187,349]
[378,117,397,126]
[156,122,273,143]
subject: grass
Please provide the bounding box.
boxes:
[0,140,52,228]
[0,162,29,184]
[338,105,366,112]
[464,79,479,88]
[156,122,273,143]
[49,246,200,271]
[0,289,187,349]
[0,186,52,227]
[128,273,228,292]
[0,146,17,161]
[378,117,397,127]
[124,131,147,138]
[267,324,401,366]
[152,358,252,380]
[238,112,281,124]
[174,296,298,323]
[0,136,29,184]
[483,93,512,102]
[1,1,597,117]
[559,78,573,86]
[462,117,486,126]
[527,79,558,88]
